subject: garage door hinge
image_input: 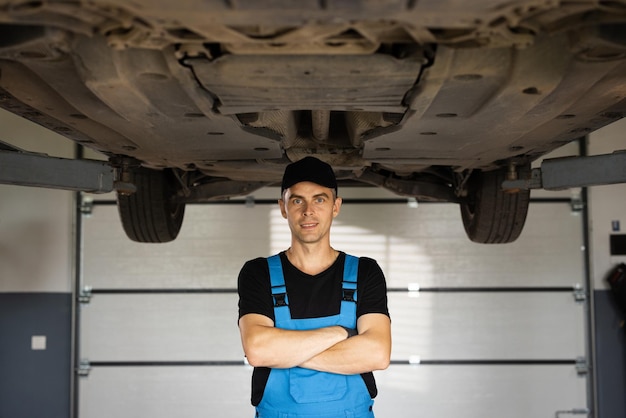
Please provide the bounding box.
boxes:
[80,196,94,215]
[554,408,590,417]
[77,359,91,377]
[575,356,588,376]
[573,285,586,303]
[570,195,584,213]
[79,286,92,304]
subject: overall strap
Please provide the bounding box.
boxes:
[342,254,359,302]
[340,255,359,327]
[267,254,291,324]
[267,253,360,327]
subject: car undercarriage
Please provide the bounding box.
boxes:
[1,1,625,243]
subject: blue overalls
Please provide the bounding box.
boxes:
[255,254,375,418]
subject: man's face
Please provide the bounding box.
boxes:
[279,181,342,245]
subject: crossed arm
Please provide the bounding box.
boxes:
[238,312,391,374]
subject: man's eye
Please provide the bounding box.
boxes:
[293,199,302,204]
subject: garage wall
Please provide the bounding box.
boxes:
[0,109,75,417]
[0,109,74,292]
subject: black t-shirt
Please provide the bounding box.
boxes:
[237,251,390,406]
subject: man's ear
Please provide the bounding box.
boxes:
[278,199,287,219]
[333,197,342,218]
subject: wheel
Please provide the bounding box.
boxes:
[460,166,530,244]
[117,167,185,243]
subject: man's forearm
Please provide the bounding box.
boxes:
[299,314,392,374]
[298,332,390,374]
[240,316,349,368]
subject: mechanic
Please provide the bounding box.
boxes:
[237,156,391,418]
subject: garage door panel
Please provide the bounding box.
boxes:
[83,205,273,289]
[80,291,585,362]
[336,203,584,288]
[78,364,586,418]
[84,202,582,290]
[78,366,254,418]
[81,294,243,361]
[389,292,585,360]
[375,365,587,418]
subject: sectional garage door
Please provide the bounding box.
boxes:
[77,186,589,418]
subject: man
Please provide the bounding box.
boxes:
[237,156,391,418]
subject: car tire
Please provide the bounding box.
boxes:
[117,167,185,243]
[460,166,530,244]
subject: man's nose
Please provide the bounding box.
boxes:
[302,202,313,215]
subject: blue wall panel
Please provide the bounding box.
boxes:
[0,293,72,418]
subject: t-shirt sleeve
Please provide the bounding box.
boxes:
[237,257,275,322]
[356,257,390,319]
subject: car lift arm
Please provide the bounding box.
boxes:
[0,141,114,193]
[503,150,626,191]
[1,140,625,194]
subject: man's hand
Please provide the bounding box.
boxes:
[340,326,358,338]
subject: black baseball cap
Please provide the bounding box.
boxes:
[281,157,338,194]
